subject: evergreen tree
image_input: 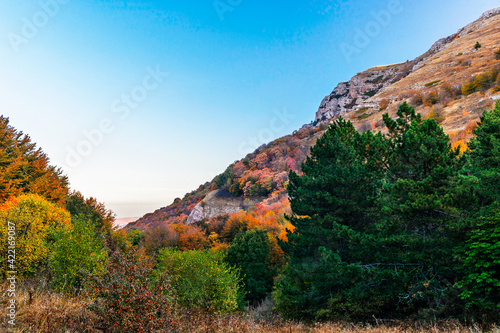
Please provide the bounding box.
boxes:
[226,229,275,303]
[460,101,500,212]
[379,102,465,317]
[458,202,500,318]
[276,118,390,318]
[276,103,465,319]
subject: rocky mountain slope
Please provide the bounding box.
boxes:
[316,7,500,123]
[127,8,500,231]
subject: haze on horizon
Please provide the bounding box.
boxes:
[1,0,498,218]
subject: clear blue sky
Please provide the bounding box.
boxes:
[0,0,498,218]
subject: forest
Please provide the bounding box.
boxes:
[1,101,500,332]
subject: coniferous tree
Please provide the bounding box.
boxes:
[226,229,275,303]
[276,103,466,319]
[276,118,390,318]
[460,101,500,212]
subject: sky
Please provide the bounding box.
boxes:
[0,0,498,218]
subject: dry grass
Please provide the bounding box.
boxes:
[347,12,500,136]
[0,283,98,332]
[0,285,497,333]
[174,313,493,333]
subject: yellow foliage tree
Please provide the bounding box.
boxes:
[0,194,70,277]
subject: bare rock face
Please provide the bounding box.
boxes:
[187,189,243,223]
[458,6,500,38]
[314,63,412,123]
[314,7,500,125]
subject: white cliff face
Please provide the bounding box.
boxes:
[314,63,412,123]
[314,7,500,125]
[187,189,243,223]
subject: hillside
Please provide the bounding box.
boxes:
[127,7,500,231]
[127,128,323,230]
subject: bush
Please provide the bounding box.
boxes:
[143,224,179,255]
[49,216,108,292]
[427,106,445,124]
[379,98,390,110]
[0,194,70,277]
[177,224,210,251]
[156,249,243,313]
[475,42,482,50]
[462,79,476,95]
[85,251,178,332]
[409,90,424,106]
[495,48,500,60]
[423,91,439,106]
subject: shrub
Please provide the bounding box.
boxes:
[379,98,389,110]
[475,42,482,50]
[423,90,439,106]
[427,106,445,124]
[156,249,243,313]
[0,194,70,277]
[496,48,500,60]
[409,90,424,106]
[143,224,179,255]
[221,212,249,243]
[474,71,496,92]
[85,251,178,332]
[462,79,476,95]
[177,224,210,251]
[49,216,108,292]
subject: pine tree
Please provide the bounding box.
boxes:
[276,118,390,319]
[226,229,274,303]
[461,101,500,211]
[276,103,465,319]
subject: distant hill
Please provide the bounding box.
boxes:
[127,7,500,231]
[114,217,139,229]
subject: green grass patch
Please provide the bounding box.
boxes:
[355,108,369,114]
[425,80,442,87]
[366,75,383,84]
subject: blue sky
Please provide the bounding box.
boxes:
[0,0,498,218]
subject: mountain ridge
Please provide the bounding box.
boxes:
[127,7,500,231]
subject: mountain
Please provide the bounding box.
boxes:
[127,8,500,231]
[114,217,139,229]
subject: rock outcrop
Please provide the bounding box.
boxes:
[187,189,243,223]
[314,7,500,124]
[314,62,413,123]
[130,7,500,231]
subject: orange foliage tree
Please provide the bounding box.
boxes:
[0,117,69,205]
